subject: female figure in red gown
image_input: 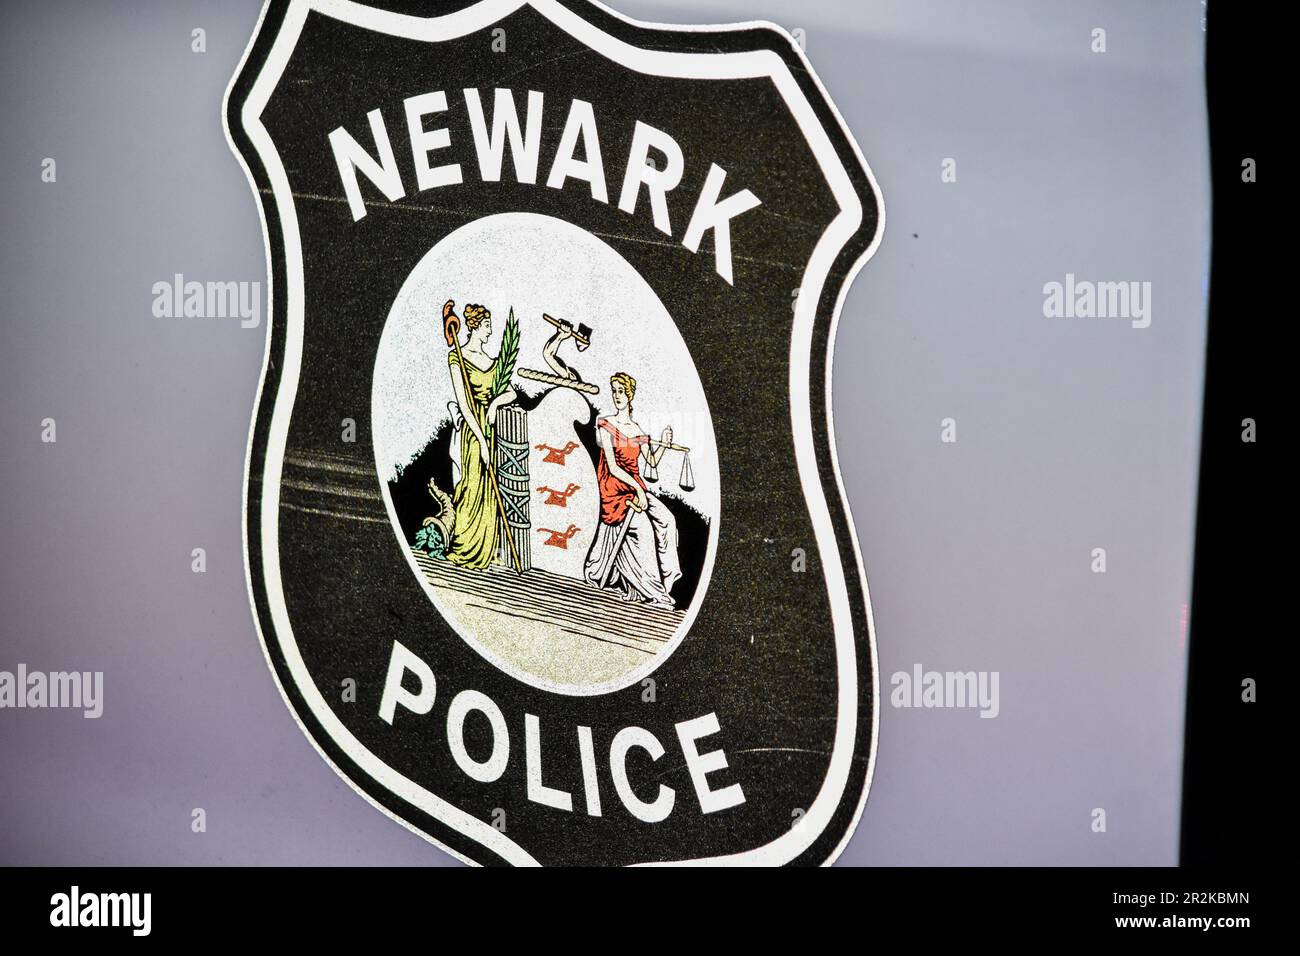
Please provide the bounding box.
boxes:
[583,372,680,607]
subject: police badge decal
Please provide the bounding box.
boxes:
[226,0,883,866]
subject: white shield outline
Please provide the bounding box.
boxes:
[226,0,885,866]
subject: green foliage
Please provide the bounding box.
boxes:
[414,523,446,558]
[491,307,520,399]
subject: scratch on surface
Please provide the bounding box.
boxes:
[258,187,805,272]
[281,502,388,524]
[492,47,594,84]
[261,187,470,221]
[733,747,833,757]
[654,746,832,780]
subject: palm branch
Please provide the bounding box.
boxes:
[491,307,520,398]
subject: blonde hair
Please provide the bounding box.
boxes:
[610,372,637,405]
[463,303,490,330]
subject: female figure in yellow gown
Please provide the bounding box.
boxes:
[446,303,517,569]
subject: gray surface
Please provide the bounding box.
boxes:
[0,0,1207,865]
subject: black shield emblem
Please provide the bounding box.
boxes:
[226,0,883,865]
